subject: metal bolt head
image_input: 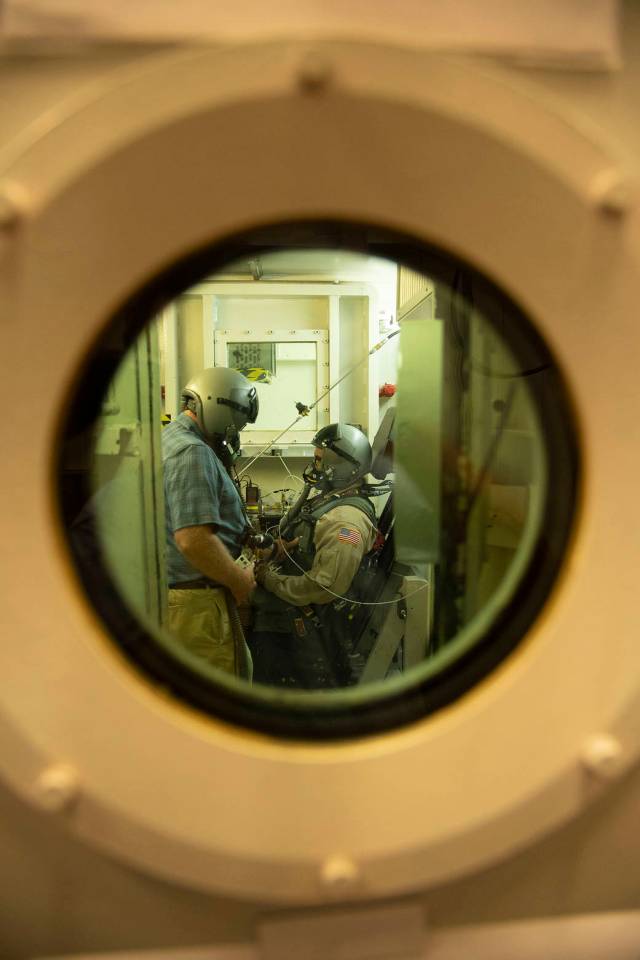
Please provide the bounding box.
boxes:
[590,168,632,217]
[34,763,80,812]
[320,855,360,892]
[36,764,80,811]
[297,53,332,95]
[582,734,623,780]
[0,180,28,230]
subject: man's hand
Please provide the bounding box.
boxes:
[254,545,274,562]
[273,537,300,562]
[253,536,299,563]
[175,525,257,602]
[254,561,268,585]
[232,564,256,605]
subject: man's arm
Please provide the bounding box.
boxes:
[175,525,255,604]
[260,508,374,606]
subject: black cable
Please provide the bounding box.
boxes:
[468,362,550,380]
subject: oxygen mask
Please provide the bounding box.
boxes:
[302,451,333,490]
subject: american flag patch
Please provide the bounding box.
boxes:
[338,527,361,546]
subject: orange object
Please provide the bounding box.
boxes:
[379,383,396,398]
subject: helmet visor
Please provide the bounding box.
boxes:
[246,386,259,424]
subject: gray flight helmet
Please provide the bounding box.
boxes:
[181,367,258,444]
[310,423,372,489]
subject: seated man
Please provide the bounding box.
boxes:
[250,423,377,689]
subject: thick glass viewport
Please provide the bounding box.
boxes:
[57,222,578,740]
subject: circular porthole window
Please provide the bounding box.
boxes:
[57,221,579,740]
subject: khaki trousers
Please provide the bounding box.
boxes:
[168,587,252,679]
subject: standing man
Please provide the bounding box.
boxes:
[162,367,258,677]
[251,423,377,688]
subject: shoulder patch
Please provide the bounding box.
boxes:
[337,527,362,547]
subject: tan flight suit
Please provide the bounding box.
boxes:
[262,504,376,605]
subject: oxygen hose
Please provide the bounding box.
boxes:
[279,483,311,539]
[224,589,253,681]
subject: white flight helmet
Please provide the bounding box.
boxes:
[181,367,258,456]
[305,423,372,491]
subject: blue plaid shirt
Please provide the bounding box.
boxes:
[162,413,247,584]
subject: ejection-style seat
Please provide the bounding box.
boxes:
[352,407,432,683]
